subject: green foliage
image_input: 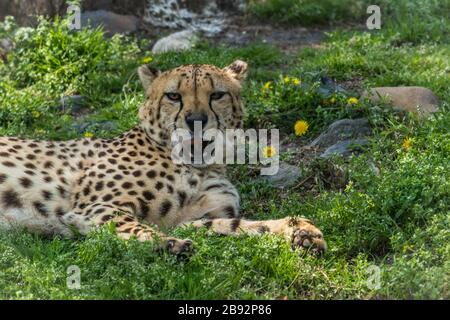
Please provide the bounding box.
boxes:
[320,109,449,255]
[151,41,284,81]
[247,0,372,25]
[298,32,450,97]
[386,213,449,299]
[244,74,363,134]
[382,0,450,44]
[0,16,143,135]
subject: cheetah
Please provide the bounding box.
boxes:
[0,60,326,256]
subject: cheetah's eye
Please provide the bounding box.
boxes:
[210,91,226,100]
[165,92,182,101]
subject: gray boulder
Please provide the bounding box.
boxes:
[309,118,372,149]
[152,30,198,54]
[143,0,244,35]
[320,138,368,158]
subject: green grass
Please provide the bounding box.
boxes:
[247,0,450,44]
[247,0,373,25]
[0,3,449,299]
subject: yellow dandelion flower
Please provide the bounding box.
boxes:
[291,77,301,86]
[84,132,94,138]
[402,137,412,151]
[262,81,273,91]
[347,97,359,105]
[261,81,273,96]
[262,146,277,158]
[142,56,153,64]
[283,76,290,85]
[32,111,41,118]
[294,120,309,136]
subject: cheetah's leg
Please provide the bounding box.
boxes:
[180,217,326,254]
[177,187,326,254]
[72,203,193,256]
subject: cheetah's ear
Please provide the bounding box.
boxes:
[138,65,160,93]
[224,60,248,82]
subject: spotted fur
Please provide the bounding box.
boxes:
[0,61,326,255]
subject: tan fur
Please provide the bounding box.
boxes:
[0,61,326,255]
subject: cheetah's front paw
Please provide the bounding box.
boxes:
[288,218,327,255]
[164,237,194,257]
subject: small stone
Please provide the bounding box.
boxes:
[362,86,439,116]
[260,162,302,189]
[309,118,372,149]
[0,38,13,52]
[152,30,198,54]
[0,38,13,62]
[318,75,348,97]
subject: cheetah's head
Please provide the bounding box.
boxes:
[137,61,247,154]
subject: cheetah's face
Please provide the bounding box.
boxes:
[137,61,247,148]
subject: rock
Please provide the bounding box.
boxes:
[82,0,145,17]
[71,120,117,134]
[260,162,302,189]
[362,86,439,116]
[311,118,371,159]
[81,10,139,35]
[320,138,368,158]
[309,118,372,149]
[0,38,13,52]
[59,95,90,118]
[144,0,244,35]
[318,75,348,97]
[152,30,198,54]
[0,0,244,34]
[0,0,67,25]
[0,38,13,62]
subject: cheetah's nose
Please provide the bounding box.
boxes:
[185,112,208,132]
